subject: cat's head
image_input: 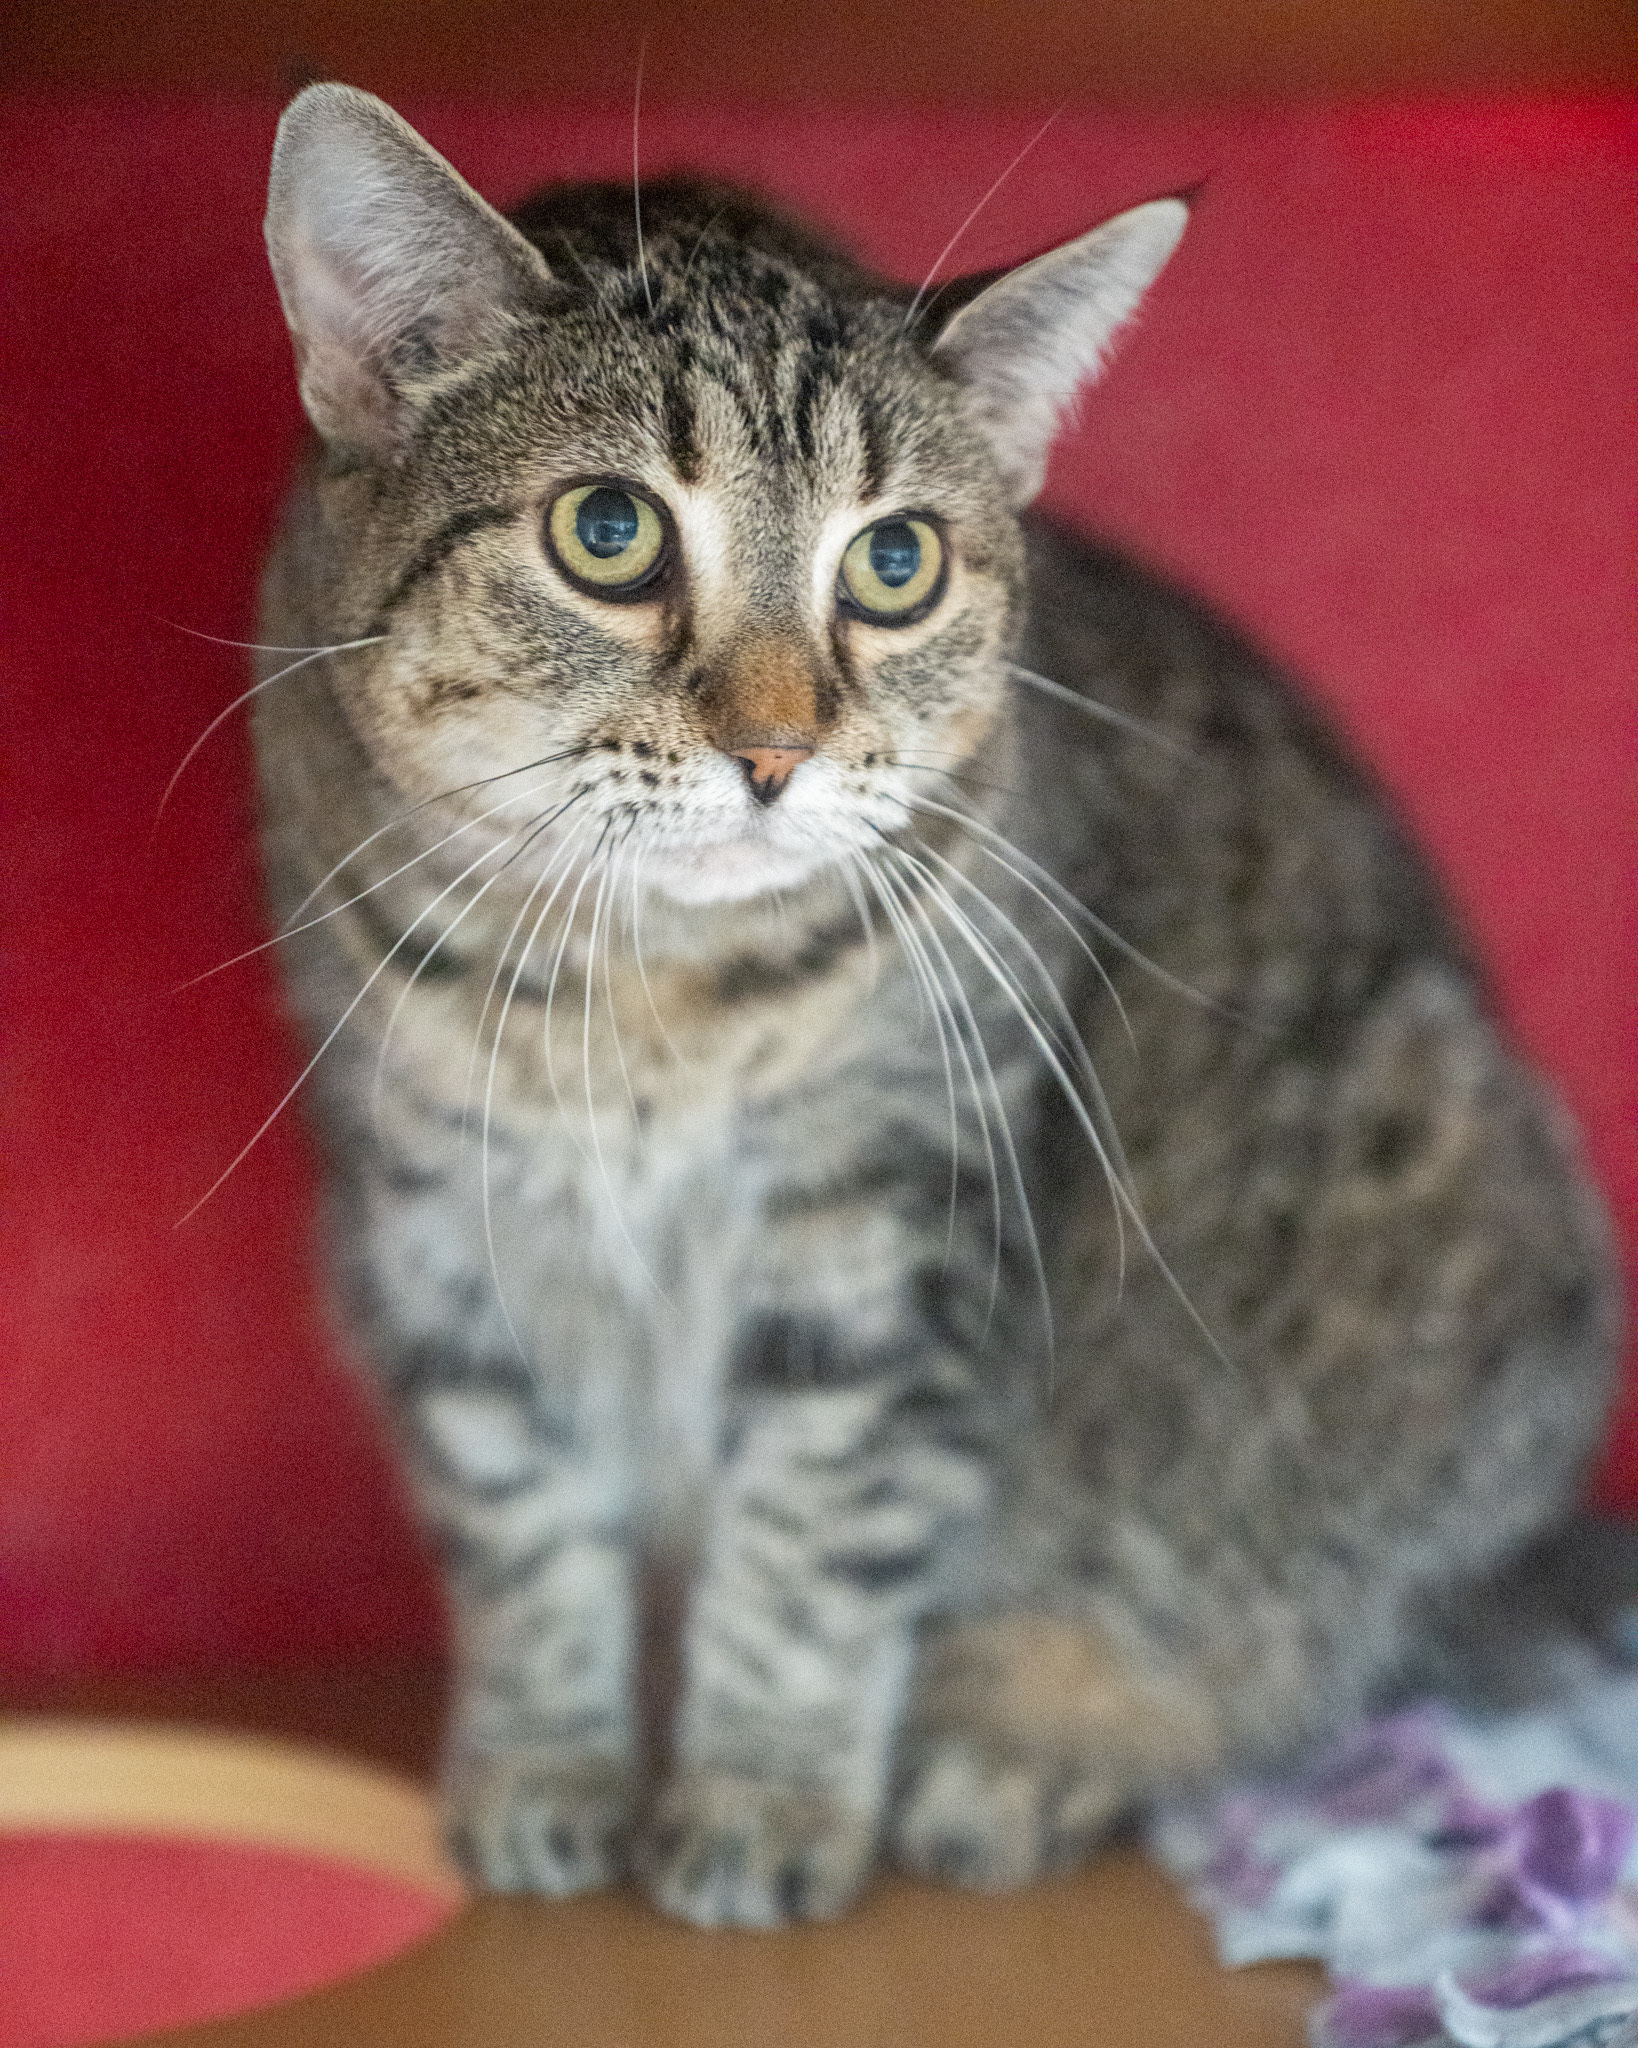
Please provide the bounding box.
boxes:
[264,86,1184,906]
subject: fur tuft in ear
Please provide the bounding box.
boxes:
[265,84,554,461]
[930,198,1188,506]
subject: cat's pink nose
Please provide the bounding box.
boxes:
[731,745,813,805]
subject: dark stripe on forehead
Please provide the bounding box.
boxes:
[663,372,700,484]
[790,351,836,465]
[859,402,894,502]
[368,502,518,629]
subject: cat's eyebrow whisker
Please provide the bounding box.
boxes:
[155,635,387,824]
[631,37,655,318]
[678,208,725,288]
[901,108,1062,336]
[176,827,525,1228]
[553,230,607,299]
[1007,662,1196,762]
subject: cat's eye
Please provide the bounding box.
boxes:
[547,483,668,596]
[838,517,945,624]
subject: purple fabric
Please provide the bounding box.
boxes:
[1150,1653,1638,2048]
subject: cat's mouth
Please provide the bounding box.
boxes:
[643,833,840,907]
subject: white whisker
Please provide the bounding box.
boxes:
[632,38,654,317]
[890,842,1230,1369]
[910,795,1251,1028]
[869,854,1039,1350]
[156,635,386,823]
[176,825,520,1227]
[1008,661,1195,762]
[901,110,1062,335]
[851,853,963,1264]
[177,769,573,993]
[478,817,600,1359]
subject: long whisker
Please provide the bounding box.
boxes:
[370,797,575,1123]
[465,807,593,1132]
[909,818,1135,1055]
[1007,662,1195,762]
[176,768,576,992]
[909,794,1253,1028]
[580,828,664,1295]
[279,745,588,933]
[632,37,654,317]
[902,109,1062,336]
[176,826,525,1227]
[890,842,1230,1369]
[835,853,881,993]
[478,818,600,1358]
[910,831,1137,1178]
[540,828,609,1132]
[627,844,687,1067]
[155,635,386,823]
[600,826,644,1130]
[869,854,1036,1349]
[894,836,1129,1293]
[851,852,963,1264]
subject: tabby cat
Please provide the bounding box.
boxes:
[253,84,1616,1925]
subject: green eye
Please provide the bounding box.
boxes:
[547,483,667,593]
[839,517,944,621]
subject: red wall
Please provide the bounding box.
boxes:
[2,97,1633,1672]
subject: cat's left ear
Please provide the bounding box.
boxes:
[928,198,1188,506]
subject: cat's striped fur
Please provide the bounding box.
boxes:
[254,86,1618,1923]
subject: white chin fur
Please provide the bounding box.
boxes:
[647,838,832,906]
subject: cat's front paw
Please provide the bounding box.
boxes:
[642,1769,877,1926]
[891,1736,1121,1891]
[447,1748,634,1896]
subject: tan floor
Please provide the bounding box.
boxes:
[4,1665,1323,2047]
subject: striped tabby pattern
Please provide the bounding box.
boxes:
[252,87,1618,1923]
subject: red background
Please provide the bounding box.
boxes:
[2,97,1633,1674]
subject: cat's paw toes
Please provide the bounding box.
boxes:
[891,1738,1117,1891]
[642,1770,876,1926]
[447,1749,634,1896]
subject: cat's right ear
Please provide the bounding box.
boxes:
[265,84,554,462]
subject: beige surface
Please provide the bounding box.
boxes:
[141,1852,1322,2048]
[0,1719,463,1900]
[0,1667,1323,2047]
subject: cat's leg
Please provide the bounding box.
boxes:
[891,1605,1227,1889]
[396,1344,639,1894]
[349,1163,641,1897]
[645,1333,999,1925]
